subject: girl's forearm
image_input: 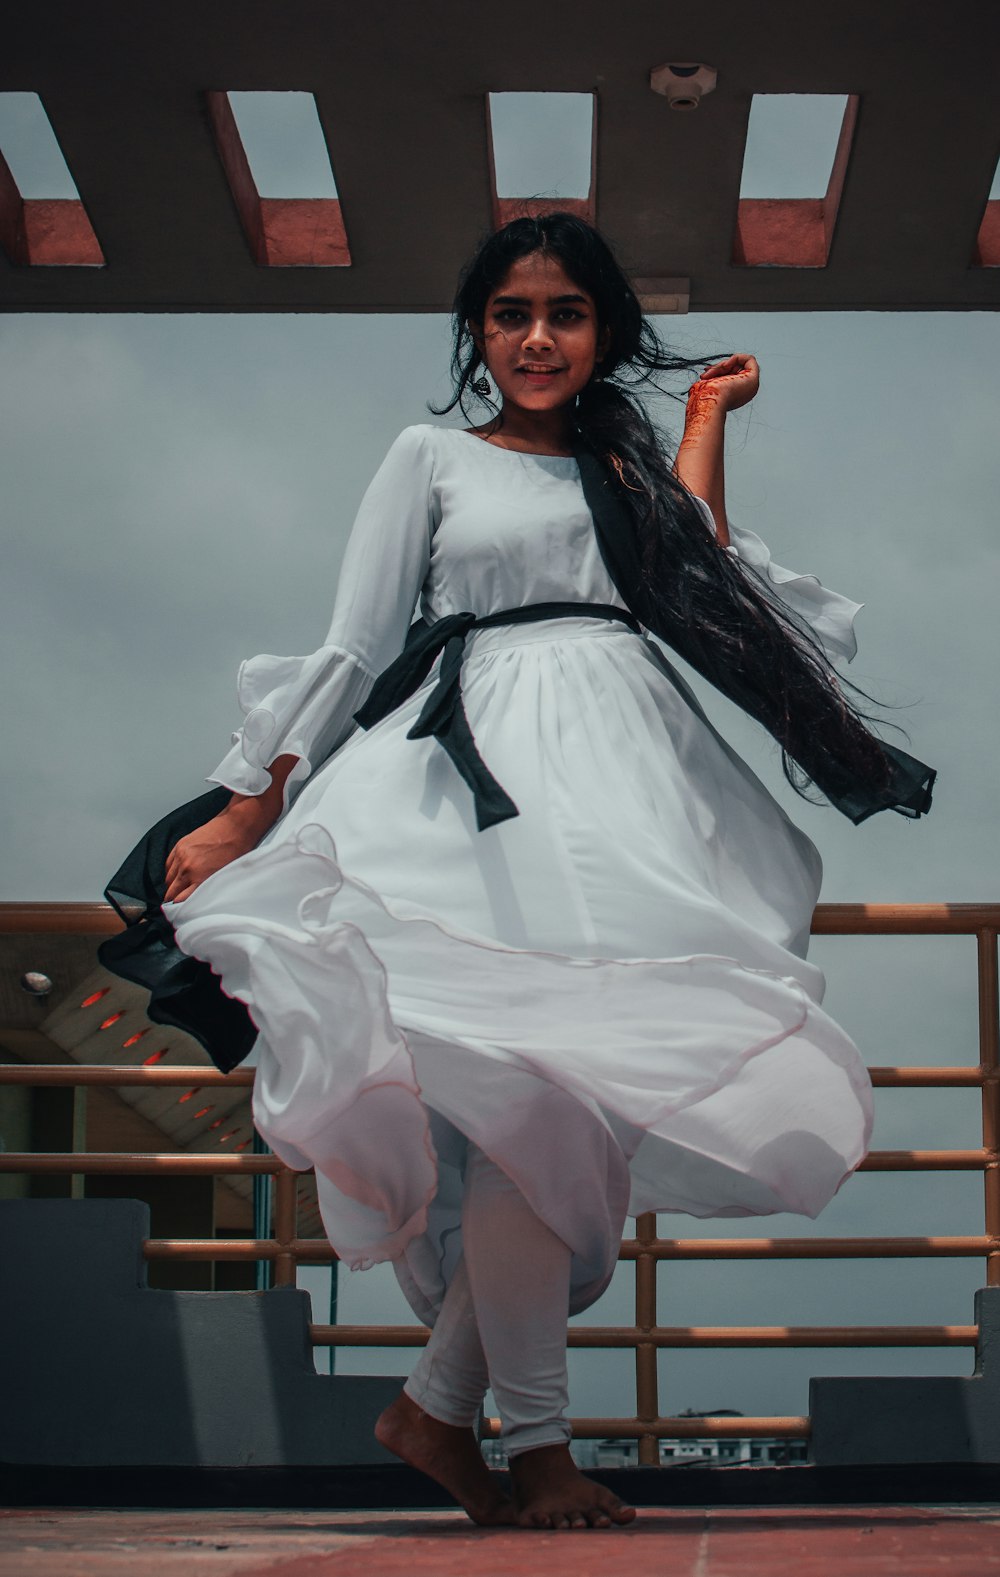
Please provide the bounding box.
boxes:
[673,385,730,547]
[222,753,298,839]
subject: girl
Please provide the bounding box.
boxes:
[110,214,933,1530]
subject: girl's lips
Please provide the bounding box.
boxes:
[518,367,565,385]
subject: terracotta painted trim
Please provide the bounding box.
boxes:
[973,199,1000,266]
[0,147,103,266]
[22,199,104,266]
[733,197,828,268]
[259,197,350,266]
[823,93,859,253]
[206,89,267,265]
[0,146,27,262]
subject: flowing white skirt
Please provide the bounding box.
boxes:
[166,619,873,1322]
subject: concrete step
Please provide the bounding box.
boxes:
[0,1199,405,1468]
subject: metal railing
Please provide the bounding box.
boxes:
[1,901,997,1465]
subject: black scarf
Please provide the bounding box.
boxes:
[572,439,935,825]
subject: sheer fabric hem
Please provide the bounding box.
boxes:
[727,523,863,664]
[165,820,874,1314]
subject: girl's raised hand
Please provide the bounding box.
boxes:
[689,353,760,414]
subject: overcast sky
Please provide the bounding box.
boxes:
[2,90,999,1422]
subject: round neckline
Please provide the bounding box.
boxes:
[451,427,578,464]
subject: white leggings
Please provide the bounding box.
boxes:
[403,1142,572,1458]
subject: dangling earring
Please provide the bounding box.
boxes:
[472,373,491,396]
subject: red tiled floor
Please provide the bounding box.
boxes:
[2,1505,1000,1576]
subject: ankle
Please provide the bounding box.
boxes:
[397,1389,476,1435]
[509,1441,574,1477]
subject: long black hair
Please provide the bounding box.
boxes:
[433,210,898,810]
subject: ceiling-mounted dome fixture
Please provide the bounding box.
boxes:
[649,62,718,111]
[20,971,53,996]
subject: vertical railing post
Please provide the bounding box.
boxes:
[979,927,1000,1286]
[252,1129,273,1291]
[329,1259,339,1376]
[70,1084,87,1201]
[635,1211,659,1465]
[273,1167,297,1288]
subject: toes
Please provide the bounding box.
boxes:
[595,1491,636,1524]
[526,1511,552,1529]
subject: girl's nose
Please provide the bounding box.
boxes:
[524,318,555,349]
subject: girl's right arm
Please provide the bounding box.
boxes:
[163,426,437,904]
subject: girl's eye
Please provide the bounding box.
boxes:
[491,307,586,323]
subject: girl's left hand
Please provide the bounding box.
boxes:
[688,353,760,414]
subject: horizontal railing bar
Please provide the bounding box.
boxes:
[868,1067,995,1087]
[481,1415,812,1441]
[0,902,122,935]
[810,905,1000,935]
[4,1063,993,1091]
[309,1322,978,1349]
[144,1238,340,1262]
[857,1149,991,1169]
[140,1233,998,1264]
[0,1153,279,1175]
[4,900,997,936]
[8,1149,993,1178]
[144,1239,280,1261]
[619,1235,998,1260]
[0,1065,255,1087]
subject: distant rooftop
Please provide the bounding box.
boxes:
[2,0,1000,312]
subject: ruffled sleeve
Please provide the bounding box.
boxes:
[691,495,863,665]
[208,425,437,811]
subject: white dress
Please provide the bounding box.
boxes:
[165,424,873,1325]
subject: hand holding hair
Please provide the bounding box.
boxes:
[688,353,761,417]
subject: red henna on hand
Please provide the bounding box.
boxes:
[683,381,724,436]
[686,353,760,421]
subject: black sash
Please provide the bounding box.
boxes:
[355,601,641,830]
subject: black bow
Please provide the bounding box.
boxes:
[355,601,640,830]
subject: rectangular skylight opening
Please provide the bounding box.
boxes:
[739,93,851,200]
[226,91,339,198]
[207,91,350,267]
[488,92,595,216]
[734,94,857,269]
[0,91,104,266]
[0,91,80,197]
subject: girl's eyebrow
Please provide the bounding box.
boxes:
[491,293,590,307]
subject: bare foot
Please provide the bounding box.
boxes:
[375,1391,517,1526]
[509,1443,637,1529]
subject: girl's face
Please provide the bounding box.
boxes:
[473,251,610,418]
